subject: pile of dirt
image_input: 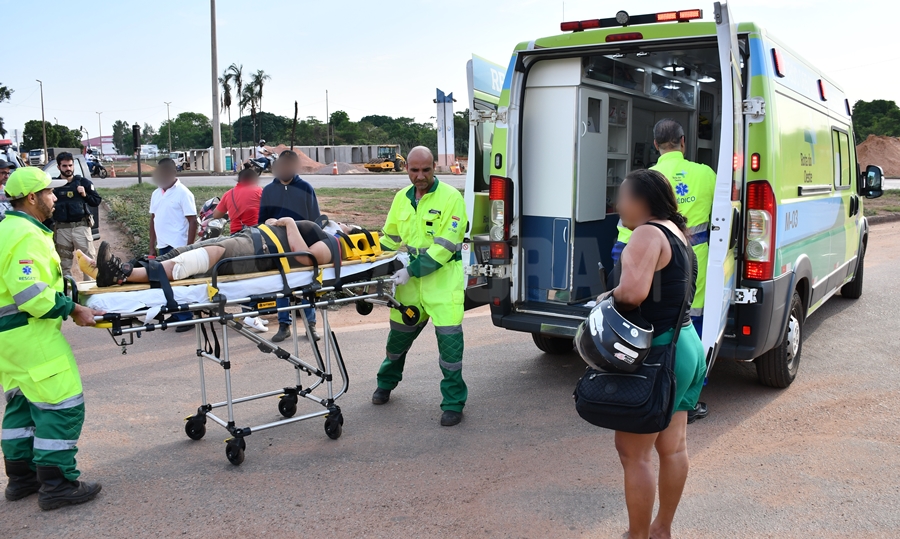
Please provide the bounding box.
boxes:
[118,162,155,174]
[312,162,366,175]
[856,135,900,177]
[266,144,323,174]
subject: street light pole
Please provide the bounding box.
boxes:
[164,101,172,152]
[36,79,47,159]
[96,112,102,158]
[209,0,223,173]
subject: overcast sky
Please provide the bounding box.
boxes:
[1,0,896,144]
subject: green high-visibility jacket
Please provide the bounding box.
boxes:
[381,179,468,323]
[0,211,83,404]
[617,152,716,314]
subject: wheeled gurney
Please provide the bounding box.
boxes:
[68,250,417,465]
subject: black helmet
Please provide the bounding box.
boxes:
[574,296,654,373]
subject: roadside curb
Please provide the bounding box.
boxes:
[868,213,900,226]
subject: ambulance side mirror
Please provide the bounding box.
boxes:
[861,165,884,199]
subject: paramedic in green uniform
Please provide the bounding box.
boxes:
[611,119,714,423]
[372,146,469,427]
[0,167,104,510]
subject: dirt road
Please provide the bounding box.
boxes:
[1,224,898,538]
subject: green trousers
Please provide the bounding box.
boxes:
[1,389,84,480]
[376,321,467,413]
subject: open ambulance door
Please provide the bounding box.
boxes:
[702,1,744,370]
[463,55,507,309]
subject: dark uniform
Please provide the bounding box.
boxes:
[51,176,101,277]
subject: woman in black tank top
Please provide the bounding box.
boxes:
[604,169,707,539]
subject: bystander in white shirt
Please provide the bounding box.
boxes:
[149,179,197,249]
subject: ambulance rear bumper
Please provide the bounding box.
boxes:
[718,272,794,361]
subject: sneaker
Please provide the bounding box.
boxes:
[259,318,270,326]
[243,316,267,332]
[272,323,291,343]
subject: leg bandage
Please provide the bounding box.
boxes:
[170,248,210,280]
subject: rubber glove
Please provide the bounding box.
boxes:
[392,268,411,286]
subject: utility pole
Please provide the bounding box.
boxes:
[36,79,47,158]
[96,112,103,158]
[164,102,173,151]
[209,0,223,173]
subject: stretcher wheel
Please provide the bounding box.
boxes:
[324,416,343,440]
[184,416,207,440]
[400,305,421,326]
[225,438,246,465]
[355,300,374,316]
[278,395,298,418]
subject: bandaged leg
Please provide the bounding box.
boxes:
[75,250,98,280]
[170,248,210,280]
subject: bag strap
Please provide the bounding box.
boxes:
[642,222,693,346]
[230,189,240,228]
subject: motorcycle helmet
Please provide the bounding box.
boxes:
[258,139,266,145]
[574,296,654,373]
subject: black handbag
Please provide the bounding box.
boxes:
[573,251,691,434]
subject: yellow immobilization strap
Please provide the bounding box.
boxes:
[258,224,291,274]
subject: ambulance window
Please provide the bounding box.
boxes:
[832,129,852,189]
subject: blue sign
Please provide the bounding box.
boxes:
[471,54,507,98]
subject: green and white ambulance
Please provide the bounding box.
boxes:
[464,2,885,387]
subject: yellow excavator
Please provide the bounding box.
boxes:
[364,145,406,172]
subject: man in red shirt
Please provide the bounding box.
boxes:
[214,167,262,234]
[213,167,267,332]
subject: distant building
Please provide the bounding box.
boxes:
[81,135,118,157]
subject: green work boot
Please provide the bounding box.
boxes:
[36,466,102,510]
[4,459,41,501]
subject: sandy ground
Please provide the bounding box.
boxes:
[1,221,899,538]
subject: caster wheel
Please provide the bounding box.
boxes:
[184,416,207,440]
[400,305,421,326]
[356,300,374,316]
[324,416,343,440]
[278,396,298,418]
[225,438,245,465]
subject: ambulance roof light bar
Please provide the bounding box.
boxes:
[561,9,703,32]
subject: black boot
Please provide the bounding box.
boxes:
[272,323,291,343]
[372,387,391,405]
[687,402,709,424]
[4,459,40,501]
[308,322,321,342]
[36,466,102,510]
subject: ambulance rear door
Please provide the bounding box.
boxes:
[703,1,744,369]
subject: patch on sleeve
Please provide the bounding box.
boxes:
[19,260,33,265]
[451,216,460,221]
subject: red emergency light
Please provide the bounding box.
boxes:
[772,48,785,78]
[818,79,827,101]
[561,9,702,32]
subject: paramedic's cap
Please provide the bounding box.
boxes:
[0,159,15,170]
[4,167,65,200]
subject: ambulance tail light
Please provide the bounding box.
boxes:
[745,180,776,281]
[489,175,513,260]
[750,153,760,172]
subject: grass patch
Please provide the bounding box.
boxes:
[863,189,900,219]
[97,184,404,256]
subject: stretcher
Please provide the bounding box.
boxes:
[66,250,416,465]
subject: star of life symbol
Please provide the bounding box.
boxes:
[676,182,689,197]
[22,266,33,276]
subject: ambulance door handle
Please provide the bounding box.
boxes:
[562,225,569,242]
[581,122,587,137]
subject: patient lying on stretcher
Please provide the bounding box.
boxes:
[77,218,352,287]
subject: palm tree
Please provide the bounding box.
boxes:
[250,69,271,114]
[227,63,244,151]
[241,85,259,145]
[219,71,233,151]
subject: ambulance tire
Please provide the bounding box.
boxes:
[840,245,865,299]
[755,291,803,388]
[531,333,574,355]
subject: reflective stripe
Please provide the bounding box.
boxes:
[386,234,402,243]
[31,394,84,411]
[386,352,403,361]
[438,356,462,372]
[689,230,710,246]
[686,223,709,235]
[33,437,78,451]
[689,307,704,317]
[1,426,35,440]
[433,237,462,253]
[435,325,463,335]
[4,388,23,403]
[390,320,425,333]
[0,304,21,318]
[406,246,425,256]
[13,282,48,307]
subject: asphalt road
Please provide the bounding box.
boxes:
[99,173,466,190]
[1,224,899,538]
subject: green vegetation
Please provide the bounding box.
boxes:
[0,83,11,137]
[852,100,900,143]
[98,184,402,257]
[864,189,900,217]
[21,120,83,152]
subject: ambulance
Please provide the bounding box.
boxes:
[463,2,885,388]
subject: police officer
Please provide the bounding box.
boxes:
[51,152,101,278]
[372,146,469,427]
[611,119,714,422]
[0,167,104,510]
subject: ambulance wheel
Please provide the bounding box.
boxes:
[841,244,865,299]
[356,300,374,316]
[278,395,298,418]
[225,438,246,465]
[400,305,421,326]
[755,291,803,388]
[531,333,574,355]
[184,416,206,440]
[324,416,343,440]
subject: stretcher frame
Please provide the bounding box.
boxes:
[66,250,415,465]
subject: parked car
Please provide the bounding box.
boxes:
[43,155,101,241]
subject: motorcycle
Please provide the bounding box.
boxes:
[247,151,277,174]
[87,158,108,179]
[197,197,228,242]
